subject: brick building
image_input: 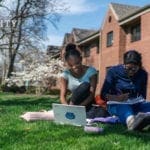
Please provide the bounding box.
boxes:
[60,2,150,98]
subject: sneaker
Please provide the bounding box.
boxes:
[127,113,150,131]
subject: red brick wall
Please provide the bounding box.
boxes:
[100,9,121,91]
[82,46,99,70]
[81,44,100,94]
[88,46,100,95]
[119,27,126,64]
[125,12,150,99]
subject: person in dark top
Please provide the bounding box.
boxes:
[100,50,150,131]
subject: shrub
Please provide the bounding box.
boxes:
[48,89,60,95]
[1,84,26,93]
[25,86,36,94]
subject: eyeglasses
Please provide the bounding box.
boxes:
[124,65,139,72]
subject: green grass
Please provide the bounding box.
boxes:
[0,92,150,150]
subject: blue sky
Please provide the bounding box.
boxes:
[46,0,150,46]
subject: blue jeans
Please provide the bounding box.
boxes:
[107,102,150,124]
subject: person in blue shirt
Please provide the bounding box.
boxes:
[100,50,150,131]
[60,43,97,108]
[20,43,108,122]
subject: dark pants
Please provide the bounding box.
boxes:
[70,82,109,118]
[70,82,91,109]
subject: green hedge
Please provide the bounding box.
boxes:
[0,84,60,95]
[1,84,26,93]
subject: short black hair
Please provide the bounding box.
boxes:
[123,50,142,66]
[64,43,81,61]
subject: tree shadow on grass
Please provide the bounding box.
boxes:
[102,123,150,142]
[0,97,59,107]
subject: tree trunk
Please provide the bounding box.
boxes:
[7,53,16,78]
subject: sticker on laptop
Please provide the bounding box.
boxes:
[65,112,75,120]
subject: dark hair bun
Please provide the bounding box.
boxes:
[65,43,76,52]
[64,43,81,60]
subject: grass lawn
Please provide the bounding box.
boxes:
[0,92,150,150]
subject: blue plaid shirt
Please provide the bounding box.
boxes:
[100,64,148,100]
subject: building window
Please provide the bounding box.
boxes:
[96,41,99,53]
[131,24,141,42]
[83,46,90,57]
[107,31,113,47]
[96,46,99,54]
[108,16,112,23]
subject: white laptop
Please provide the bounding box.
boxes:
[52,103,86,126]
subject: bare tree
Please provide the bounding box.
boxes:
[0,0,67,79]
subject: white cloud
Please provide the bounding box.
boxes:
[59,0,100,15]
[1,0,99,16]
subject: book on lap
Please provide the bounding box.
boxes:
[107,96,145,105]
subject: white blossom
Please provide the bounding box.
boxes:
[5,56,65,90]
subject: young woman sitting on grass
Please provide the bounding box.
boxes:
[100,50,150,131]
[60,43,109,118]
[21,43,108,121]
[60,43,97,109]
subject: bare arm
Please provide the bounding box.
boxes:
[60,77,68,104]
[79,74,97,106]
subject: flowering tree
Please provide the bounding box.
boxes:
[5,53,65,94]
[0,0,67,78]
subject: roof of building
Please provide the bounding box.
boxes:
[47,45,61,55]
[119,4,150,23]
[72,28,97,42]
[62,33,73,45]
[111,2,141,20]
[77,30,100,45]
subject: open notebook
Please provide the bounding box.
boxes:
[107,96,145,105]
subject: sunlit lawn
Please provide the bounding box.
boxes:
[0,92,150,150]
